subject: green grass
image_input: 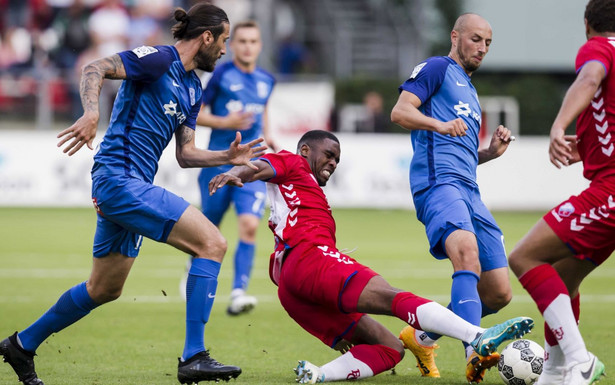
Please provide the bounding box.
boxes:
[1,207,614,384]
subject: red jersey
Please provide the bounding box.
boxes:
[576,36,615,181]
[261,151,337,283]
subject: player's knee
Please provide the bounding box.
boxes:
[197,232,227,261]
[89,285,123,304]
[482,288,512,311]
[507,251,524,276]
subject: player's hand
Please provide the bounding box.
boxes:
[209,172,244,195]
[228,131,267,170]
[549,128,576,168]
[225,111,254,130]
[487,125,513,157]
[437,118,468,137]
[57,111,99,156]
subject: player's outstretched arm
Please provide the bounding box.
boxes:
[57,54,126,156]
[208,159,274,195]
[196,104,254,130]
[478,125,513,164]
[175,129,266,168]
[391,91,468,137]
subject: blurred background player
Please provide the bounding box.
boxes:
[180,20,276,316]
[508,0,615,383]
[391,13,514,383]
[0,4,267,385]
[206,129,534,383]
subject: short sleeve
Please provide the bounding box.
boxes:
[183,98,202,130]
[118,45,175,83]
[261,151,299,183]
[202,66,223,106]
[576,39,613,76]
[398,57,449,104]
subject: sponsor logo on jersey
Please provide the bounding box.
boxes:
[163,100,186,124]
[132,45,158,58]
[257,81,269,98]
[225,100,265,114]
[456,80,468,87]
[453,101,481,124]
[230,83,244,92]
[189,87,196,106]
[410,62,427,79]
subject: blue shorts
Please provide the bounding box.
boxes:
[198,166,266,225]
[91,175,190,258]
[413,182,507,271]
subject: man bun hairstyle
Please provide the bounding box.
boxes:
[297,130,339,151]
[585,0,615,33]
[171,3,229,41]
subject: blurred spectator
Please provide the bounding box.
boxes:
[277,34,309,74]
[87,0,129,57]
[0,27,33,70]
[128,0,172,47]
[49,0,90,70]
[356,91,388,133]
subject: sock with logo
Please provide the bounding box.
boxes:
[450,270,481,326]
[182,258,220,361]
[232,240,255,290]
[18,282,99,353]
[519,264,588,364]
[320,344,401,381]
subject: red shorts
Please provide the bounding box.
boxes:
[544,181,615,265]
[277,243,379,348]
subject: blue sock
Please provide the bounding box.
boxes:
[450,270,481,325]
[183,258,221,361]
[232,241,255,291]
[18,282,98,353]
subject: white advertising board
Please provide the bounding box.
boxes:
[0,130,587,210]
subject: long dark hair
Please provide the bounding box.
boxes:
[171,3,229,41]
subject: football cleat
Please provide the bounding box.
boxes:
[177,350,241,383]
[398,325,440,377]
[0,332,44,385]
[227,290,257,316]
[562,352,605,385]
[535,365,564,384]
[471,317,534,356]
[465,351,500,383]
[294,360,325,383]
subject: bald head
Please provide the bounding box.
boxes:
[449,13,492,75]
[453,13,491,34]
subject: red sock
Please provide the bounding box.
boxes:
[349,344,402,376]
[519,264,569,313]
[391,292,431,330]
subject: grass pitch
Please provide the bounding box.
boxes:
[1,207,614,384]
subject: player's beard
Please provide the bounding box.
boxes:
[195,44,220,72]
[456,44,481,73]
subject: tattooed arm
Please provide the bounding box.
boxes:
[57,54,126,156]
[175,128,267,169]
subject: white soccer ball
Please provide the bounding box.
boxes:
[497,339,544,385]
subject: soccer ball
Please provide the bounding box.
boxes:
[497,339,544,385]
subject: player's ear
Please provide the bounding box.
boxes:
[202,30,213,45]
[299,144,310,158]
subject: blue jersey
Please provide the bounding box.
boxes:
[399,56,482,195]
[92,45,202,183]
[203,61,275,151]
